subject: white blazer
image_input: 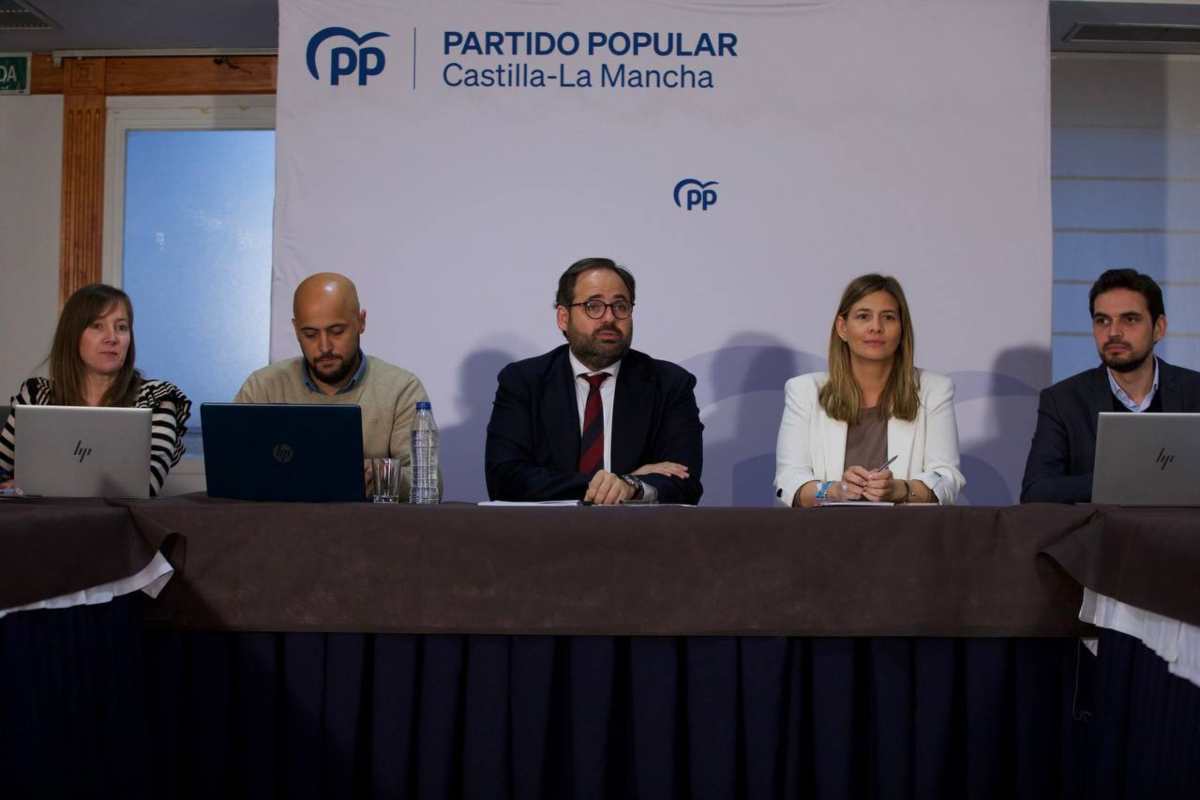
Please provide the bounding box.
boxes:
[773,370,966,506]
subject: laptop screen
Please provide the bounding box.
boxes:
[201,403,365,502]
[1092,412,1200,505]
[16,406,152,498]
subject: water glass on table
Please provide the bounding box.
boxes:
[371,457,401,503]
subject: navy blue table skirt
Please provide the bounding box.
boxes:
[2,596,1197,799]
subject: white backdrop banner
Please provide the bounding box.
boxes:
[275,0,1052,504]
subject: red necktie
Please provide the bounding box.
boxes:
[578,372,610,475]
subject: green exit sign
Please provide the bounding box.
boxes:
[0,53,31,95]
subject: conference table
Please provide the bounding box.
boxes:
[1,497,1196,799]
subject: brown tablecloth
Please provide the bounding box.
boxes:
[9,496,1194,636]
[1042,504,1200,628]
[0,497,175,609]
[111,497,1100,636]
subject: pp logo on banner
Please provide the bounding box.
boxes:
[674,179,719,211]
[306,26,390,86]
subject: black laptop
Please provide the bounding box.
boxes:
[201,403,366,502]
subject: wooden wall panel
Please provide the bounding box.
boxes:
[59,60,106,306]
[30,54,63,94]
[30,53,277,96]
[104,55,276,95]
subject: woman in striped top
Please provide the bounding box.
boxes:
[0,284,191,497]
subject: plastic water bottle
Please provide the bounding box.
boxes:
[410,401,440,504]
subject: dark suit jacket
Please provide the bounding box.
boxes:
[1020,359,1200,503]
[485,345,704,503]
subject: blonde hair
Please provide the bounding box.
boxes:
[818,274,920,424]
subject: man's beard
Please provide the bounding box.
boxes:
[567,325,630,371]
[309,350,359,385]
[1100,343,1152,374]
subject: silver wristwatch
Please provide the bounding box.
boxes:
[619,474,645,500]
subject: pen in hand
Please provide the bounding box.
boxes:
[872,455,898,474]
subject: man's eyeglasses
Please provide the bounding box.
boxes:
[567,300,635,320]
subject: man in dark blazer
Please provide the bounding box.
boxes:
[486,258,704,504]
[1022,269,1200,503]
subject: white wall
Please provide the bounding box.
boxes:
[0,95,61,395]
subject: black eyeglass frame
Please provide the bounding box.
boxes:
[564,300,636,320]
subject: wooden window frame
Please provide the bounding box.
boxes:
[31,54,277,305]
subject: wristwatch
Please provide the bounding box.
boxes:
[619,474,645,500]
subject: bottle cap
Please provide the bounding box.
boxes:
[416,401,431,410]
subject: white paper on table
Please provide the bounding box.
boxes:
[816,501,895,507]
[591,502,693,507]
[0,551,175,619]
[477,500,583,507]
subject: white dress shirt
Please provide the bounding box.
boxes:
[1107,357,1159,413]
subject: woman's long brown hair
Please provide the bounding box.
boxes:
[49,284,142,407]
[818,274,920,424]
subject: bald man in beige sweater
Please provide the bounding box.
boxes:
[234,273,434,499]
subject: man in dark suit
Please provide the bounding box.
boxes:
[1022,269,1200,503]
[485,258,704,504]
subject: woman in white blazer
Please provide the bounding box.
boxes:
[774,274,965,506]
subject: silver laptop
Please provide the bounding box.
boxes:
[15,405,152,498]
[1092,412,1200,505]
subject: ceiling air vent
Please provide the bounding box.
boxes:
[1066,23,1200,45]
[0,0,56,31]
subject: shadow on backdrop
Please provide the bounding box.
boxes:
[683,333,824,507]
[949,345,1050,506]
[439,349,517,501]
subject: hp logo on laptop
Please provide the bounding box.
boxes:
[1156,448,1175,471]
[273,443,295,464]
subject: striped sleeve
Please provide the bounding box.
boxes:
[0,409,14,480]
[0,378,52,480]
[137,379,192,497]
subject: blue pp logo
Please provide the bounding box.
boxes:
[674,178,719,211]
[306,27,390,86]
